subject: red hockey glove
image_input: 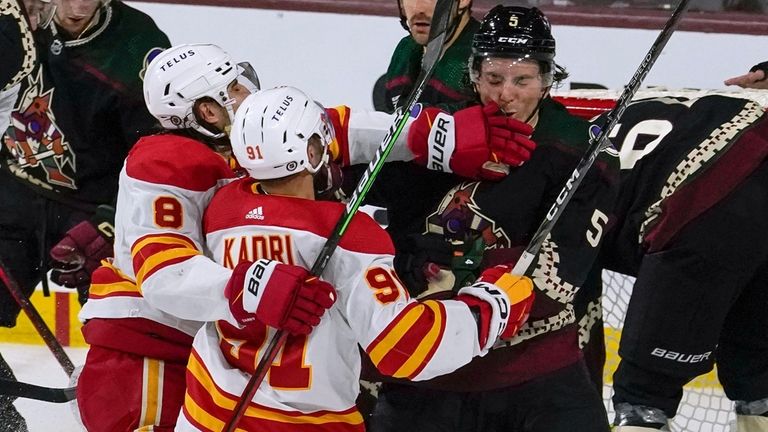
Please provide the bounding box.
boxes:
[49,206,115,291]
[407,102,536,181]
[455,265,534,351]
[224,259,337,335]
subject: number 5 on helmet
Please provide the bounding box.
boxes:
[454,265,535,351]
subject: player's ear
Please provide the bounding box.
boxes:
[193,98,225,127]
[307,135,323,166]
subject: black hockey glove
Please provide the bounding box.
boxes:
[393,233,455,298]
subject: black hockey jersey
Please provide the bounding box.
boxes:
[599,95,768,275]
[0,0,35,92]
[413,98,620,390]
[1,0,169,208]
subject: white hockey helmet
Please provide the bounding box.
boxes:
[142,43,260,138]
[231,86,334,180]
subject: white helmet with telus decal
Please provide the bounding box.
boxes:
[230,86,334,181]
[142,43,260,138]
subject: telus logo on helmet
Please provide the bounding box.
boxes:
[158,49,196,72]
[272,95,294,121]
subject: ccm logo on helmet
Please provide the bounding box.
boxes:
[272,95,294,121]
[497,37,529,44]
[159,49,196,72]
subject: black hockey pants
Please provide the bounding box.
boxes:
[613,161,768,417]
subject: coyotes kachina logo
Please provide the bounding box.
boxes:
[426,182,509,248]
[3,68,76,189]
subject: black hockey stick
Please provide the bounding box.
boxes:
[222,0,460,430]
[0,260,75,377]
[511,0,692,276]
[0,378,75,403]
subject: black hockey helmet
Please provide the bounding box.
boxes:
[472,6,555,62]
[470,6,561,84]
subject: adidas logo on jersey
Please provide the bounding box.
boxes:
[245,207,264,220]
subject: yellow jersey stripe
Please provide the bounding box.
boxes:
[187,352,363,425]
[367,305,424,365]
[393,301,444,378]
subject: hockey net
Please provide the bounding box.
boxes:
[553,87,768,432]
[601,270,735,432]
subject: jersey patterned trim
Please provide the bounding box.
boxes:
[642,100,768,252]
[89,260,141,299]
[182,350,364,432]
[366,300,447,379]
[132,232,201,288]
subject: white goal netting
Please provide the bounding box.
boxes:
[601,270,736,432]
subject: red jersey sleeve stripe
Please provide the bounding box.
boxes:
[131,234,201,286]
[88,261,142,299]
[366,300,447,379]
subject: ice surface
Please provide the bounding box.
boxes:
[3,343,87,432]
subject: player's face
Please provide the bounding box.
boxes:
[401,0,436,45]
[401,0,471,45]
[227,79,252,113]
[475,58,548,123]
[196,80,253,132]
[53,0,101,37]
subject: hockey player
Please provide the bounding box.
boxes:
[74,43,259,432]
[384,0,477,112]
[369,6,619,432]
[173,86,535,431]
[1,1,71,431]
[1,0,53,130]
[593,95,768,431]
[0,0,169,319]
[360,0,535,267]
[75,41,546,431]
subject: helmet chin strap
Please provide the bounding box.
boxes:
[522,89,549,125]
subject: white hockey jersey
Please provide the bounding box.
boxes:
[176,178,486,432]
[78,133,236,336]
[80,109,421,340]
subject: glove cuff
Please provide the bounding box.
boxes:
[457,281,512,351]
[407,108,456,173]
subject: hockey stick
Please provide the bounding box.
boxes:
[0,378,75,403]
[0,260,75,377]
[511,0,692,276]
[222,0,459,430]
